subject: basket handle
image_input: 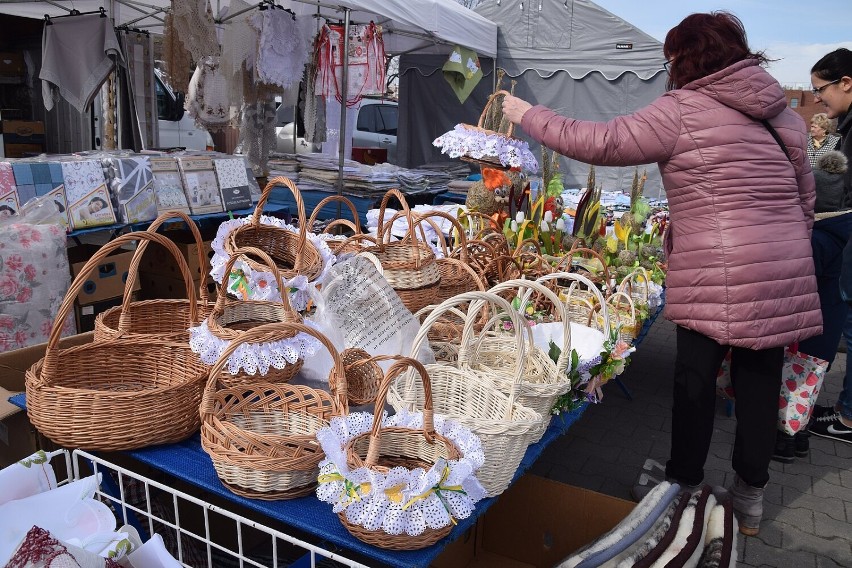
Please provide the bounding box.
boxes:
[487,278,572,375]
[323,218,359,235]
[617,267,651,306]
[408,291,526,416]
[478,89,513,137]
[199,321,348,422]
[362,356,435,467]
[42,231,195,382]
[374,188,421,268]
[536,271,610,337]
[120,211,210,328]
[553,246,611,293]
[416,211,469,262]
[211,246,295,318]
[307,194,362,233]
[458,210,498,240]
[253,177,308,271]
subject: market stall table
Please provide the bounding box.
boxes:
[7,299,664,567]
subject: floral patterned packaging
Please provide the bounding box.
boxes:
[149,156,191,214]
[0,197,75,352]
[213,157,252,211]
[0,162,20,217]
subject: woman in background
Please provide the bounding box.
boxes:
[501,11,821,536]
[807,112,841,170]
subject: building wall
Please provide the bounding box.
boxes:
[786,89,837,131]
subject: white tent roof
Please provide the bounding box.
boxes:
[0,0,498,57]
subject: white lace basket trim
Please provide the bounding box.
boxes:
[210,215,337,310]
[187,318,322,375]
[433,125,539,174]
[316,410,486,536]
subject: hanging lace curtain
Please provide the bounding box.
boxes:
[162,12,193,93]
[220,0,258,106]
[250,10,312,90]
[171,0,219,61]
[186,56,241,132]
[315,22,386,107]
[302,34,326,144]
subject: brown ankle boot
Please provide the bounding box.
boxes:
[730,475,764,536]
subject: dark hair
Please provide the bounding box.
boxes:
[0,205,14,214]
[89,197,108,208]
[663,11,767,90]
[811,48,852,82]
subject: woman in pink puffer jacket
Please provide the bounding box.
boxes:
[502,11,821,536]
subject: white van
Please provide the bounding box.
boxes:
[155,69,214,151]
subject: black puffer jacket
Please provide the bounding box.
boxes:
[838,107,852,206]
[814,150,849,212]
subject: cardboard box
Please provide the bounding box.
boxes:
[0,52,25,77]
[3,144,45,158]
[432,475,635,568]
[1,121,45,152]
[138,271,216,302]
[139,231,215,283]
[73,296,125,333]
[0,332,93,467]
[68,245,141,305]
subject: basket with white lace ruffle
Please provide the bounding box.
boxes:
[433,90,538,174]
[316,357,486,550]
[209,177,335,311]
[189,246,320,384]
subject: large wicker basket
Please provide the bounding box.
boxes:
[332,357,477,550]
[26,232,207,451]
[224,176,325,283]
[95,211,213,343]
[388,291,541,497]
[366,189,440,314]
[190,247,305,386]
[200,322,348,499]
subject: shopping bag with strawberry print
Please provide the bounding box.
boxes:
[779,343,828,436]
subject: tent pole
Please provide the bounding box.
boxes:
[335,7,351,221]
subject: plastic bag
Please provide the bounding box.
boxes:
[0,194,74,352]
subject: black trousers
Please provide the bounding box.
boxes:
[665,326,784,488]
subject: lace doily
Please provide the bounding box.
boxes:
[316,410,486,536]
[209,215,337,310]
[171,0,219,61]
[187,318,322,375]
[186,56,241,132]
[433,125,539,174]
[250,11,311,90]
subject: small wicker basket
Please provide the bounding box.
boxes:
[224,177,325,283]
[307,194,364,256]
[26,232,207,451]
[193,247,305,386]
[95,211,213,343]
[200,322,348,499]
[366,189,440,314]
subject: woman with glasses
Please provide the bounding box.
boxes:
[501,11,821,536]
[804,48,852,447]
[807,113,841,170]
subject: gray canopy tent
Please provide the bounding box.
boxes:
[398,0,668,193]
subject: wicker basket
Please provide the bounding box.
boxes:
[478,279,572,441]
[200,322,348,499]
[307,194,364,256]
[192,247,305,386]
[340,348,383,406]
[366,189,440,314]
[26,232,207,451]
[452,237,500,286]
[554,246,611,293]
[617,267,652,313]
[388,291,542,497]
[224,176,325,283]
[590,291,640,344]
[533,272,611,337]
[95,211,213,343]
[324,357,483,550]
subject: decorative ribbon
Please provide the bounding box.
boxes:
[318,472,371,507]
[228,268,250,300]
[401,466,466,525]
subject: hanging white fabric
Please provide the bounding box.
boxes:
[250,9,312,90]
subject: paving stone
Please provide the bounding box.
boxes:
[743,535,816,567]
[835,443,852,459]
[809,449,850,469]
[846,501,852,523]
[782,516,852,561]
[709,441,733,461]
[812,478,852,501]
[764,501,814,532]
[546,464,604,492]
[768,470,815,494]
[782,487,847,522]
[783,461,842,487]
[816,556,847,568]
[751,518,784,549]
[840,469,852,489]
[762,482,784,507]
[814,511,852,543]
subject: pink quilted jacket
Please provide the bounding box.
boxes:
[521,59,822,349]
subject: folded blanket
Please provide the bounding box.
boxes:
[698,494,737,568]
[631,488,698,568]
[650,486,714,568]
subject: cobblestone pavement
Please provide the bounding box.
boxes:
[531,317,852,568]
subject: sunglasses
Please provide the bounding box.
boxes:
[812,79,841,97]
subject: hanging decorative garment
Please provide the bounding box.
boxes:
[171,0,219,62]
[120,30,159,150]
[315,22,386,106]
[442,45,483,104]
[40,13,124,112]
[100,73,117,150]
[302,36,326,144]
[162,12,192,93]
[219,0,258,106]
[251,10,312,90]
[186,56,241,132]
[238,101,278,176]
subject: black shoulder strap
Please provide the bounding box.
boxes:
[759,119,792,163]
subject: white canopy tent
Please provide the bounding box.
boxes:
[0,0,497,197]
